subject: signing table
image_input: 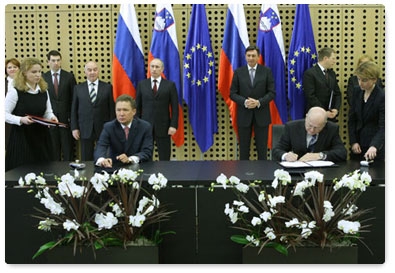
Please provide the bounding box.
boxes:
[5,160,384,263]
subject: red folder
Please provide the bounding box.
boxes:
[28,115,68,128]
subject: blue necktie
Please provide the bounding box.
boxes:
[308,134,317,152]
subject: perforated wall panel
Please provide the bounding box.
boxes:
[5,4,385,161]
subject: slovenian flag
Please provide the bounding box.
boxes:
[112,4,146,100]
[183,4,218,153]
[256,4,287,148]
[148,4,184,147]
[218,4,249,138]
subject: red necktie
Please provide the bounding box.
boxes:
[53,72,59,96]
[124,126,129,140]
[153,79,158,95]
[324,70,328,81]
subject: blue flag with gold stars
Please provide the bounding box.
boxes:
[287,4,318,120]
[183,4,218,153]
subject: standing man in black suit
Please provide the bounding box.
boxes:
[71,61,115,161]
[230,45,275,160]
[43,50,76,161]
[94,94,153,168]
[303,47,342,121]
[272,107,347,163]
[136,58,178,161]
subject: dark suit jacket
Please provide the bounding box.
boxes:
[303,65,341,112]
[94,118,153,163]
[70,80,115,139]
[43,69,76,123]
[346,75,384,106]
[230,64,275,127]
[348,85,385,153]
[136,78,179,137]
[272,119,347,162]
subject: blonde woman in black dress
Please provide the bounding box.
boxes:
[5,57,58,171]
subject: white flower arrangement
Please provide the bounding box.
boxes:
[18,168,175,259]
[209,169,373,255]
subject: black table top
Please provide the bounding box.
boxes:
[5,160,385,187]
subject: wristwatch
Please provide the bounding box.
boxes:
[319,152,327,160]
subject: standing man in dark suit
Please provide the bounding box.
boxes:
[272,107,347,163]
[94,94,153,168]
[71,61,115,161]
[230,45,275,160]
[136,58,178,161]
[348,61,385,161]
[303,47,342,121]
[43,50,76,161]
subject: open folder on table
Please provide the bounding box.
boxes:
[29,115,68,128]
[278,160,335,168]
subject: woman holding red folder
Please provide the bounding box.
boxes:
[5,57,58,171]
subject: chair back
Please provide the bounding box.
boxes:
[270,124,285,160]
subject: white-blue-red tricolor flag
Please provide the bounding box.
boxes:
[149,4,184,147]
[256,4,287,148]
[218,4,248,137]
[288,4,318,120]
[112,4,146,100]
[183,4,218,153]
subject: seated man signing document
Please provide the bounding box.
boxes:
[272,107,347,163]
[94,94,153,168]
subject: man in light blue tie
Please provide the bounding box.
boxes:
[230,45,276,160]
[272,107,347,163]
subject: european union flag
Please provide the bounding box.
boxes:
[183,4,218,153]
[287,4,318,120]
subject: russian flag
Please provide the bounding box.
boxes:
[148,4,184,147]
[218,4,249,138]
[256,4,287,148]
[112,4,146,100]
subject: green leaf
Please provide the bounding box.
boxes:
[93,236,124,249]
[32,241,57,259]
[230,235,249,245]
[153,230,176,245]
[265,242,288,256]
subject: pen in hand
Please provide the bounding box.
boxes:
[286,151,298,162]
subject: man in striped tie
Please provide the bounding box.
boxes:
[71,61,115,161]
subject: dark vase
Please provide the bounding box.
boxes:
[243,246,358,264]
[39,245,159,264]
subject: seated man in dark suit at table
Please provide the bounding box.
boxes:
[94,94,153,169]
[272,107,347,163]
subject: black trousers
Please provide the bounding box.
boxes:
[238,123,268,160]
[155,135,171,161]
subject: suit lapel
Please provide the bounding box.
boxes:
[125,119,138,149]
[93,81,105,104]
[363,87,378,120]
[244,66,254,88]
[315,66,328,86]
[145,79,157,98]
[315,126,327,151]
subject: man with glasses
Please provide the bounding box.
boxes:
[272,107,346,162]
